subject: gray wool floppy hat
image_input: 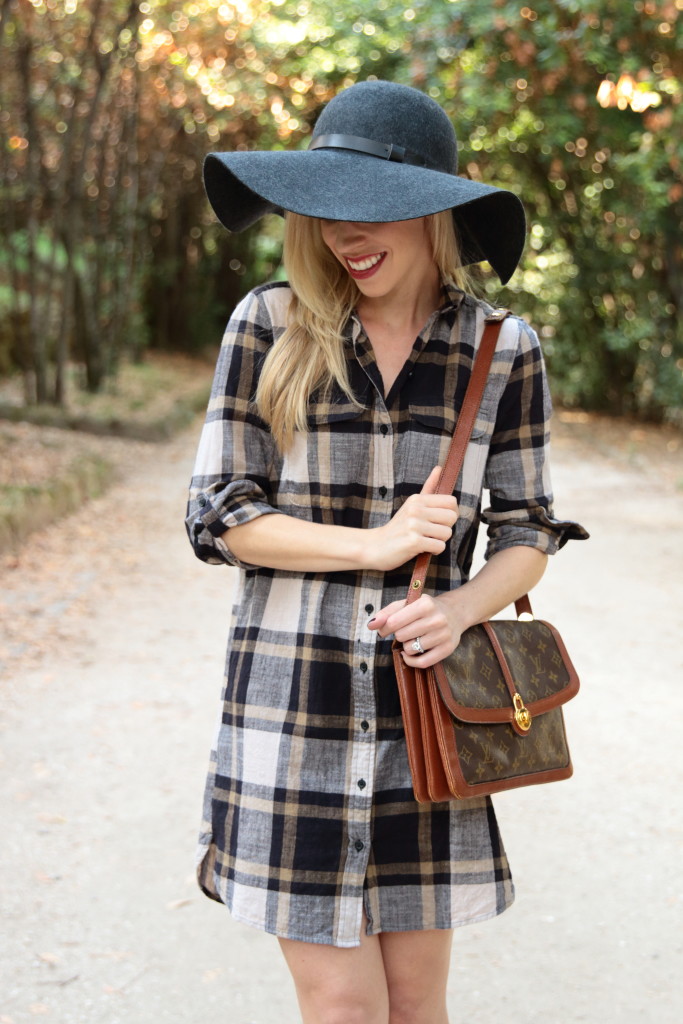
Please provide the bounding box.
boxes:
[203,80,526,285]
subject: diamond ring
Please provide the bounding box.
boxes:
[411,636,425,655]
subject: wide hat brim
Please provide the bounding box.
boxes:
[204,148,526,285]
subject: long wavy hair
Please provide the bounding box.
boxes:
[255,211,472,452]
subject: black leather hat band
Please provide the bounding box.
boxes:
[309,133,429,168]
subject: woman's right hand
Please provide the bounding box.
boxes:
[363,466,458,572]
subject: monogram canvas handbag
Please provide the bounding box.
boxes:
[392,311,580,803]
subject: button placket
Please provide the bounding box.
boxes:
[373,417,394,529]
[344,409,389,869]
[349,657,375,809]
[354,581,382,643]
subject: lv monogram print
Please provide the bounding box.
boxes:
[453,710,569,785]
[440,621,571,710]
[439,620,574,787]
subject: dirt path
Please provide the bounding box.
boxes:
[1,416,682,1024]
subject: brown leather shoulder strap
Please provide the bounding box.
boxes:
[405,309,508,606]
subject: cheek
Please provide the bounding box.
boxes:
[319,223,337,253]
[321,235,346,268]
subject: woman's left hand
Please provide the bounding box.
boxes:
[368,593,466,668]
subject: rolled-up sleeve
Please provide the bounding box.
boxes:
[481,320,588,558]
[185,289,281,566]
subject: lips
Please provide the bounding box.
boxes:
[345,251,386,279]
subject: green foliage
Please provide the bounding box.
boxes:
[429,0,683,423]
[243,0,683,422]
[1,0,682,421]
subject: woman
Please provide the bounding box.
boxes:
[186,81,586,1024]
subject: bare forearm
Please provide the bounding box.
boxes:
[441,545,548,632]
[223,514,369,571]
[223,467,458,572]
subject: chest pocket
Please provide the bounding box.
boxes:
[276,397,368,519]
[406,405,492,507]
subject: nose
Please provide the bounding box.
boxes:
[325,220,367,244]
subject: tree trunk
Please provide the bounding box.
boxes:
[16,35,47,403]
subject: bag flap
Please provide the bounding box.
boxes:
[432,619,580,726]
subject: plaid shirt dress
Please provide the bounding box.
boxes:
[185,280,586,948]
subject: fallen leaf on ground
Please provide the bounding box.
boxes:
[37,953,62,965]
[34,871,59,884]
[202,968,224,983]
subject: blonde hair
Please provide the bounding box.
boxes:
[256,211,471,452]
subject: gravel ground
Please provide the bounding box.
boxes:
[0,414,681,1024]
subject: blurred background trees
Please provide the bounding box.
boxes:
[1,0,682,422]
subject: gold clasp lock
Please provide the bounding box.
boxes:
[513,693,532,731]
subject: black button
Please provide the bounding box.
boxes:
[354,840,364,852]
[360,720,369,731]
[197,494,208,507]
[359,662,368,673]
[357,779,366,790]
[365,604,374,614]
[379,424,389,435]
[378,486,387,497]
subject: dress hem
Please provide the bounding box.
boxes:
[206,887,515,949]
